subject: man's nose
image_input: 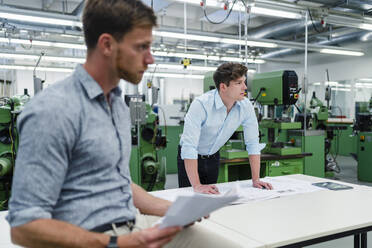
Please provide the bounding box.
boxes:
[145,50,154,65]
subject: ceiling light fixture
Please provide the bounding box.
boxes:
[153,31,278,48]
[148,64,256,73]
[0,64,74,73]
[0,52,86,63]
[320,48,364,56]
[331,88,351,92]
[144,72,204,79]
[0,11,82,27]
[0,37,86,50]
[249,6,302,19]
[359,23,372,31]
[153,51,265,64]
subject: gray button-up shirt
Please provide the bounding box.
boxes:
[7,64,136,230]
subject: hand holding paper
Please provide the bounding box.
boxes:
[159,188,239,229]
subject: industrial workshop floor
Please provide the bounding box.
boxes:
[165,156,372,248]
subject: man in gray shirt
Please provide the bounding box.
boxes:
[7,0,242,248]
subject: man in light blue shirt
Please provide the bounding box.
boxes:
[178,63,273,194]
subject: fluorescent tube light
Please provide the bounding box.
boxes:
[325,81,340,87]
[356,83,372,88]
[152,51,265,64]
[148,64,217,71]
[359,23,372,31]
[331,88,351,92]
[0,52,85,63]
[358,78,372,82]
[320,48,364,56]
[144,72,204,79]
[0,65,74,73]
[153,31,277,48]
[250,7,302,19]
[148,64,256,72]
[0,12,82,27]
[0,37,86,50]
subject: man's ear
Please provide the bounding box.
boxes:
[220,82,227,91]
[97,33,116,57]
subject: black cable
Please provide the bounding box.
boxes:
[252,87,265,104]
[307,9,324,34]
[203,0,237,25]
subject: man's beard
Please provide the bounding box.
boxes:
[116,50,143,84]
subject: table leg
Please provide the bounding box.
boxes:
[361,233,367,248]
[354,234,360,248]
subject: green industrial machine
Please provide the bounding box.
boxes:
[299,89,353,178]
[126,95,167,191]
[252,70,302,155]
[353,111,372,182]
[203,71,216,92]
[288,130,325,177]
[309,91,329,128]
[0,91,29,210]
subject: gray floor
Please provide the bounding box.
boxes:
[165,156,372,247]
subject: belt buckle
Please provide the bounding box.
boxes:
[127,220,134,231]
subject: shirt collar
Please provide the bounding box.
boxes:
[214,90,225,110]
[74,64,122,99]
[214,89,242,110]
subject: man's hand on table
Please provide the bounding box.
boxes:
[193,184,220,194]
[253,179,273,190]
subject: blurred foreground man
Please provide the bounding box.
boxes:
[7,1,243,247]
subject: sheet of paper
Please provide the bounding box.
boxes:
[0,211,22,247]
[151,176,325,206]
[158,188,239,229]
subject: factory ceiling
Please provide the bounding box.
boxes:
[1,0,372,73]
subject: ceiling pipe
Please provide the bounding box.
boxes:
[71,0,84,17]
[261,30,369,59]
[249,19,321,39]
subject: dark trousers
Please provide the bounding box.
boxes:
[177,146,220,188]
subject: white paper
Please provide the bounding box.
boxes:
[0,211,22,247]
[158,188,239,229]
[151,176,325,206]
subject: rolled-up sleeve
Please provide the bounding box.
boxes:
[6,98,75,227]
[242,101,265,155]
[180,100,206,159]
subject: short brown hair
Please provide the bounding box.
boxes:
[83,0,157,50]
[213,63,247,90]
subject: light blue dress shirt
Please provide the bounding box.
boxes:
[180,89,265,159]
[7,64,136,230]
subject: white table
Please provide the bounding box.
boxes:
[0,211,22,248]
[0,207,263,248]
[2,174,371,248]
[208,174,372,248]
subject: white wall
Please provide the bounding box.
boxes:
[162,77,203,105]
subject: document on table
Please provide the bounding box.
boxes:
[217,176,325,204]
[158,188,239,229]
[151,176,325,206]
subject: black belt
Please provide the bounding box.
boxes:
[198,151,219,159]
[90,219,135,233]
